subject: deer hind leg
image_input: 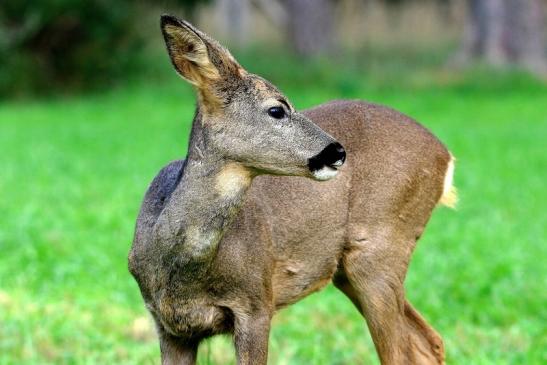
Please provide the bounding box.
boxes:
[337,231,444,365]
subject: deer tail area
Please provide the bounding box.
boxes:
[439,153,457,209]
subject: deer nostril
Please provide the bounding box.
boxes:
[308,142,346,172]
[331,143,346,166]
[322,142,346,167]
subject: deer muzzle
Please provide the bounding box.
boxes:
[308,142,346,181]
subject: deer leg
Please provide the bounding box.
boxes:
[340,233,444,365]
[233,309,271,365]
[158,331,198,365]
[332,269,363,315]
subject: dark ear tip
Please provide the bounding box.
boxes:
[160,14,181,29]
[160,14,196,34]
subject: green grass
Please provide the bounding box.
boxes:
[1,53,546,364]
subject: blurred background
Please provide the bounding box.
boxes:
[0,0,546,364]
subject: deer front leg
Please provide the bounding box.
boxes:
[158,331,198,365]
[233,309,271,365]
[341,233,444,365]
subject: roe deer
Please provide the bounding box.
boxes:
[129,14,456,365]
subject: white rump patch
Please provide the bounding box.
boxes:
[312,166,339,181]
[439,154,457,208]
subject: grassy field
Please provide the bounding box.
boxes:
[1,53,546,364]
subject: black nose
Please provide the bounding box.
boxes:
[308,142,346,172]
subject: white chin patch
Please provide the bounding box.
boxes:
[312,166,339,181]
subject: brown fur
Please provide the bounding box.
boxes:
[129,15,455,365]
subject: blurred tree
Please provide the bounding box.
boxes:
[282,0,335,56]
[0,0,213,97]
[0,0,141,96]
[252,0,336,57]
[217,0,251,46]
[165,0,213,22]
[453,0,546,74]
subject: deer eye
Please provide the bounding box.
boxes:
[268,106,286,119]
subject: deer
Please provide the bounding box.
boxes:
[128,14,457,365]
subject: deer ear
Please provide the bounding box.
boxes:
[161,15,220,87]
[160,15,242,90]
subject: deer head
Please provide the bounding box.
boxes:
[161,15,346,181]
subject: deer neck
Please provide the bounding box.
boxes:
[153,109,253,265]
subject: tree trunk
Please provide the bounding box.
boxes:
[282,0,335,57]
[454,0,546,74]
[505,0,546,73]
[217,0,251,47]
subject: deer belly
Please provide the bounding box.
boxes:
[155,296,230,338]
[271,257,339,309]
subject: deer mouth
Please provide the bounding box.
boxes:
[311,165,340,181]
[308,142,346,181]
